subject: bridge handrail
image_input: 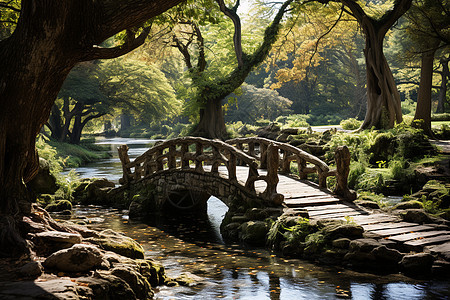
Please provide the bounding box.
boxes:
[118,136,284,201]
[226,137,355,200]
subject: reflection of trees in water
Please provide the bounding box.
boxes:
[269,272,281,300]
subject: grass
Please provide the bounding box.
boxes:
[431,121,450,127]
[47,139,111,167]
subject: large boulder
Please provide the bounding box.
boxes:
[349,238,382,253]
[393,200,424,210]
[111,265,152,299]
[239,221,269,246]
[43,244,104,272]
[371,245,403,264]
[45,200,72,212]
[87,229,145,259]
[400,253,434,275]
[73,178,116,205]
[324,224,364,240]
[35,231,82,245]
[400,209,435,224]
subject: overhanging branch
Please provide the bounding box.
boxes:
[216,0,244,67]
[81,26,151,61]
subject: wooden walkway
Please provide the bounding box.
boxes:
[118,136,450,254]
[234,166,450,253]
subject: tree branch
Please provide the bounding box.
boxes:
[216,0,244,67]
[377,0,412,35]
[307,6,345,78]
[82,26,151,61]
[0,3,20,12]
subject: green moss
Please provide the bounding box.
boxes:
[92,229,145,259]
[45,200,72,212]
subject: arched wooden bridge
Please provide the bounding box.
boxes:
[117,136,450,254]
[117,136,355,210]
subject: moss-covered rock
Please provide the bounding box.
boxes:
[239,221,269,246]
[393,200,424,210]
[45,200,72,212]
[87,229,144,259]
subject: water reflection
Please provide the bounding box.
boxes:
[69,205,450,300]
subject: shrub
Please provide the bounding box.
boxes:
[340,118,362,130]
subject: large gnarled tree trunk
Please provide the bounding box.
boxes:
[189,0,294,139]
[0,0,183,232]
[339,0,411,129]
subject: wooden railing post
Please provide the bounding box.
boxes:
[168,144,176,169]
[118,145,131,184]
[334,146,357,201]
[181,143,189,169]
[266,143,283,205]
[260,142,268,169]
[156,148,164,171]
[280,151,291,174]
[297,157,307,179]
[228,152,237,181]
[195,142,204,172]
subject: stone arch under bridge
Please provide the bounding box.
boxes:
[117,136,355,212]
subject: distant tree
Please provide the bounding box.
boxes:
[268,2,366,118]
[49,62,109,144]
[100,57,181,129]
[225,84,292,123]
[404,0,450,134]
[168,0,295,139]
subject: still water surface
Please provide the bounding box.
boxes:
[67,137,450,299]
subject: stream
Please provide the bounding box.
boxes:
[66,137,450,299]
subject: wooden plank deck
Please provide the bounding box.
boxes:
[217,166,450,252]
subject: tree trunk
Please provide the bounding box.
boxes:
[436,57,449,113]
[339,0,411,130]
[360,33,402,129]
[49,104,64,140]
[120,111,133,132]
[0,30,75,217]
[70,112,83,144]
[193,98,229,140]
[0,0,184,218]
[414,46,438,136]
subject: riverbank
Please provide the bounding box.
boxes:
[0,204,185,299]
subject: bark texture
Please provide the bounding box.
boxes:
[436,56,449,113]
[414,44,439,136]
[0,0,184,216]
[339,0,411,129]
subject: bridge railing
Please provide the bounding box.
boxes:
[226,137,356,200]
[118,137,285,203]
